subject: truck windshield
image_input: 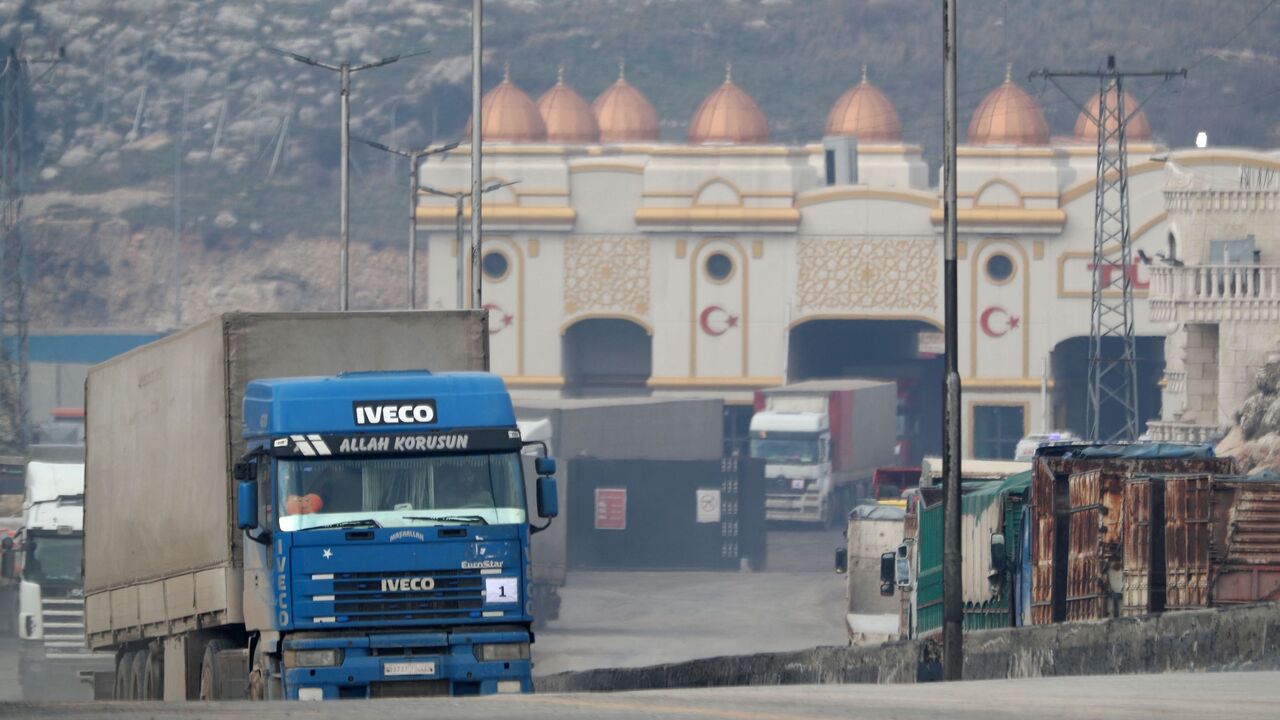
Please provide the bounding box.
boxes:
[750,438,820,463]
[277,453,526,531]
[23,535,83,585]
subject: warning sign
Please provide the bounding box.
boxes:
[696,488,721,524]
[594,488,627,530]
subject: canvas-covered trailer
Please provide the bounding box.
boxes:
[83,311,488,649]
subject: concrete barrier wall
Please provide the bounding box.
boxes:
[536,601,1280,693]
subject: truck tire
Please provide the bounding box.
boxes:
[115,650,137,699]
[141,645,163,700]
[199,638,233,701]
[247,645,282,701]
[130,650,147,700]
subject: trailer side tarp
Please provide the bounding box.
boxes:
[85,311,487,642]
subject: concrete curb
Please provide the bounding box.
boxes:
[535,601,1280,693]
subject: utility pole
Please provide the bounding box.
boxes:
[1031,57,1185,442]
[173,62,190,329]
[941,0,963,681]
[0,47,59,454]
[354,138,458,308]
[422,180,517,309]
[470,0,484,310]
[266,46,429,311]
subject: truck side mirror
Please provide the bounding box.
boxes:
[233,461,254,482]
[536,476,559,519]
[989,533,1007,578]
[834,547,848,574]
[0,538,14,580]
[237,480,258,530]
[534,456,556,477]
[895,543,912,587]
[880,551,895,584]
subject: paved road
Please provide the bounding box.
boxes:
[0,672,1275,718]
[533,527,848,675]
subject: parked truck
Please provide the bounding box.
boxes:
[0,445,113,699]
[751,380,897,523]
[83,311,559,701]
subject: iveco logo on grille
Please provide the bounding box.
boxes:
[381,577,436,592]
[354,399,437,425]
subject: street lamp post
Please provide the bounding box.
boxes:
[421,181,518,309]
[354,138,458,308]
[266,46,429,311]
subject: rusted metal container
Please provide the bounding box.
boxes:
[1121,477,1166,616]
[1165,474,1280,609]
[1066,469,1126,620]
[1030,451,1234,625]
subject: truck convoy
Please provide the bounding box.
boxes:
[1,445,113,699]
[83,311,558,701]
[751,380,897,524]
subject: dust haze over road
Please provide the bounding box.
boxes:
[533,528,848,675]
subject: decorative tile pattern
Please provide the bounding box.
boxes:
[797,236,938,311]
[563,236,651,317]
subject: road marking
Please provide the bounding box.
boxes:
[502,695,832,720]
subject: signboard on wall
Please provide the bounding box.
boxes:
[594,488,627,530]
[917,331,945,357]
[696,488,721,524]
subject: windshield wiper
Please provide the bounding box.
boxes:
[301,518,382,531]
[403,515,489,525]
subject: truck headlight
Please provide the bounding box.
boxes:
[284,649,344,667]
[474,643,530,662]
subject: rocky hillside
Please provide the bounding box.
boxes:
[6,0,1280,328]
[1218,359,1280,475]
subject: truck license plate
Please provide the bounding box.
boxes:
[383,661,437,677]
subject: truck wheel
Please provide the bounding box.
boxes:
[115,650,137,700]
[199,638,232,701]
[142,646,163,700]
[130,650,147,700]
[248,646,281,701]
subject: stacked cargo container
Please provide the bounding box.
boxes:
[1030,446,1234,624]
[1164,474,1280,608]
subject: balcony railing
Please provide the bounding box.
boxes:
[1145,420,1225,445]
[1149,264,1280,322]
[1150,264,1280,301]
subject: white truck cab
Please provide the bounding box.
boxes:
[750,410,831,522]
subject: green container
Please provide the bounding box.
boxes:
[913,471,1031,637]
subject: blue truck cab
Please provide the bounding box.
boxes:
[234,370,557,700]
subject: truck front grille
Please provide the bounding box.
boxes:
[768,478,808,494]
[319,569,487,623]
[40,596,90,659]
[369,679,449,698]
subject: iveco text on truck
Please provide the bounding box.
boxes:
[83,311,558,701]
[751,380,896,523]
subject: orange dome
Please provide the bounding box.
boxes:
[688,64,769,144]
[468,64,546,142]
[967,65,1050,145]
[1073,86,1152,142]
[824,65,901,142]
[538,67,599,143]
[592,61,659,143]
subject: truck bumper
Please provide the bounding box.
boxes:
[766,492,824,522]
[18,642,115,701]
[281,629,532,699]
